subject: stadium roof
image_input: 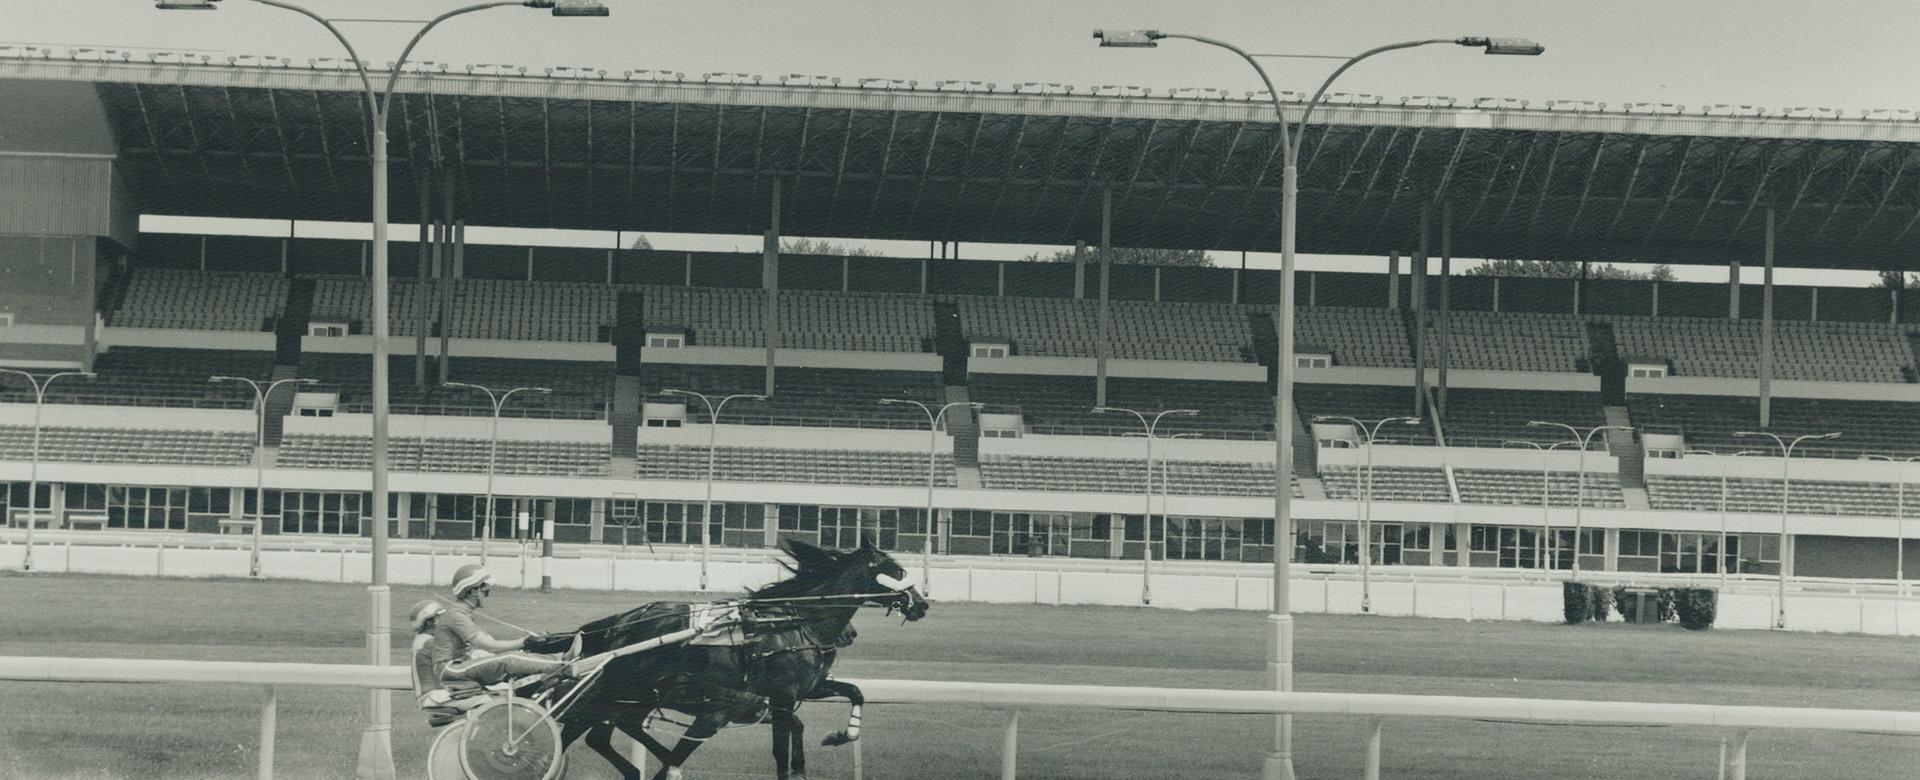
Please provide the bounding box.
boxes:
[5,54,1920,270]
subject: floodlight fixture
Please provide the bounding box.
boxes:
[1092,29,1163,48]
[155,0,219,9]
[528,0,611,17]
[1457,36,1545,55]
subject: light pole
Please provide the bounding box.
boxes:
[1096,406,1198,604]
[1527,422,1631,579]
[1734,430,1841,629]
[1094,29,1542,780]
[0,369,93,572]
[1154,432,1201,561]
[1686,449,1765,587]
[663,389,767,590]
[1505,440,1576,570]
[1861,454,1920,596]
[881,398,983,597]
[212,375,316,578]
[1318,416,1419,612]
[446,382,550,563]
[156,2,609,776]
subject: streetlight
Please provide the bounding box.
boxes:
[445,382,550,563]
[211,375,316,578]
[1685,449,1765,587]
[0,369,93,572]
[1318,416,1419,612]
[663,389,766,591]
[1527,422,1632,579]
[156,1,609,775]
[1861,454,1920,596]
[881,398,983,597]
[1095,405,1198,604]
[1734,430,1841,629]
[1094,29,1542,780]
[1504,440,1577,570]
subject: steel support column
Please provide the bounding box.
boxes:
[1097,189,1113,408]
[1438,202,1452,422]
[1413,204,1429,417]
[1760,209,1775,427]
[414,171,431,388]
[437,170,454,385]
[763,179,782,397]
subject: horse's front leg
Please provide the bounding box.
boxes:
[581,722,644,780]
[774,697,810,780]
[809,678,864,746]
[770,697,794,780]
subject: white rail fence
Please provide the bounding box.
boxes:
[5,534,1917,635]
[2,656,1916,780]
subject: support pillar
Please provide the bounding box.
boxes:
[1729,261,1742,319]
[1760,210,1775,427]
[1650,281,1661,317]
[1096,189,1112,408]
[1386,252,1400,309]
[589,498,606,544]
[1454,521,1472,567]
[1073,240,1087,300]
[1437,202,1452,422]
[437,175,456,386]
[763,180,782,397]
[1413,207,1429,418]
[414,171,431,388]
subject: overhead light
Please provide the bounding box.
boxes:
[527,0,611,17]
[1092,29,1162,48]
[1458,36,1546,56]
[155,0,219,9]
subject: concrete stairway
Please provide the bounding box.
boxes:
[1604,404,1650,510]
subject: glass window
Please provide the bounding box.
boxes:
[1469,525,1498,552]
[949,510,991,537]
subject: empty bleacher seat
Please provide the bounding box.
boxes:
[635,444,953,486]
[276,433,609,477]
[0,426,253,467]
[114,269,288,332]
[977,455,1299,497]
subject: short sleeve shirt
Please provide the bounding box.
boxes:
[430,604,485,671]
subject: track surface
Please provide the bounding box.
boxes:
[0,573,1913,779]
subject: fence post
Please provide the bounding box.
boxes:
[609,556,616,590]
[853,730,865,780]
[1232,574,1240,609]
[1717,736,1727,780]
[258,685,277,780]
[429,547,436,585]
[1323,575,1331,613]
[338,549,347,583]
[1728,729,1749,780]
[1500,583,1509,620]
[1411,581,1419,617]
[157,543,165,577]
[1000,709,1019,780]
[1364,717,1384,780]
[64,541,71,573]
[966,567,974,602]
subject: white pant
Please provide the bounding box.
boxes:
[443,651,565,686]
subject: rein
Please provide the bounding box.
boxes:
[469,590,911,645]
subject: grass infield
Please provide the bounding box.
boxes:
[0,572,1912,779]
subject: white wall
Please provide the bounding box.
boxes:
[637,422,941,453]
[299,335,615,363]
[283,412,609,443]
[0,324,87,345]
[100,327,275,351]
[1626,375,1920,402]
[1297,366,1598,392]
[979,432,1270,463]
[0,402,253,431]
[1317,443,1618,473]
[968,355,1266,382]
[642,346,940,372]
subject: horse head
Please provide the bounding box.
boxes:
[777,537,930,621]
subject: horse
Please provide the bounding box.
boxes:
[518,537,929,780]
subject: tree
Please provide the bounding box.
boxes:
[1872,270,1920,289]
[781,238,883,257]
[1464,259,1673,281]
[627,234,653,250]
[1020,246,1213,267]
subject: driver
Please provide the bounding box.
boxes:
[432,563,574,687]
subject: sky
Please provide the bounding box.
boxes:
[11,1,1912,285]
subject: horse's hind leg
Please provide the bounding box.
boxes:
[577,722,647,780]
[808,678,864,746]
[652,710,728,780]
[770,697,807,780]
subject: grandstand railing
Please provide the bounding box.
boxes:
[0,656,1910,780]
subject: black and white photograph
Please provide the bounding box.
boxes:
[0,1,1914,778]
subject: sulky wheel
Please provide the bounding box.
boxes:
[458,699,566,780]
[425,721,470,780]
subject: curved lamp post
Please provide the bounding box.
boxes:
[1685,449,1765,587]
[1318,416,1419,612]
[1526,422,1631,579]
[1095,405,1198,604]
[1860,454,1919,596]
[211,375,316,577]
[156,2,610,776]
[1504,439,1576,570]
[1734,430,1840,629]
[881,398,983,597]
[0,369,93,572]
[446,382,551,562]
[663,389,766,590]
[1095,29,1542,780]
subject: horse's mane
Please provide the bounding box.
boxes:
[747,540,868,602]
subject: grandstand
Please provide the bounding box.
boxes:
[0,54,1914,586]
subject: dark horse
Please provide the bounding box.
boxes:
[519,538,929,780]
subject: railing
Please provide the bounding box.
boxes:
[1,656,1913,780]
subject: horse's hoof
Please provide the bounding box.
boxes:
[664,768,684,780]
[821,730,856,747]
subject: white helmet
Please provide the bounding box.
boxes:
[408,599,447,632]
[451,564,494,599]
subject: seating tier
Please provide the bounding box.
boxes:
[635,444,952,486]
[115,269,287,332]
[640,365,945,429]
[1319,466,1450,502]
[978,455,1300,497]
[0,426,253,466]
[276,433,608,477]
[970,374,1272,439]
[1647,474,1904,517]
[1608,316,1913,383]
[1453,469,1627,508]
